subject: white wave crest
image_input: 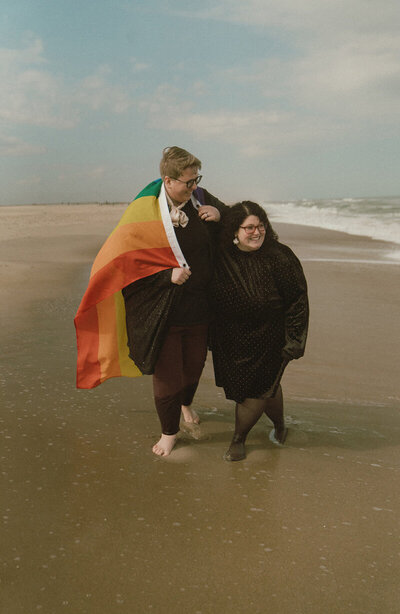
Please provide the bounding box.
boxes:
[262,197,400,246]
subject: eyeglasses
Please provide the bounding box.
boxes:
[171,175,203,189]
[239,223,266,235]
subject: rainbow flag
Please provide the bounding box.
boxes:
[74,179,190,389]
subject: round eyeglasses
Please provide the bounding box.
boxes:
[171,175,203,189]
[239,223,266,235]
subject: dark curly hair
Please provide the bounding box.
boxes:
[220,201,278,250]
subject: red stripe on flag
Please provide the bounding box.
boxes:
[75,304,101,389]
[76,246,178,318]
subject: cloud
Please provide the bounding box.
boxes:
[140,85,336,156]
[17,174,42,186]
[0,39,133,132]
[74,65,132,113]
[3,4,399,170]
[1,69,78,128]
[130,58,151,73]
[201,0,400,110]
[0,37,77,128]
[85,165,108,178]
[224,30,400,120]
[0,133,46,157]
[174,0,400,117]
[186,0,400,36]
[0,36,45,66]
[56,165,108,183]
[152,0,400,157]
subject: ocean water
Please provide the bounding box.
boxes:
[263,196,400,253]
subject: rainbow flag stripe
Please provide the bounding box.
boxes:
[74,179,188,389]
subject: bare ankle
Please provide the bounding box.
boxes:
[181,405,200,424]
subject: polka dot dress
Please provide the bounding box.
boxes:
[210,240,309,403]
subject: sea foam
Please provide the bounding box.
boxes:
[262,196,400,248]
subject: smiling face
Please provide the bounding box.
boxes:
[164,166,200,205]
[235,215,266,252]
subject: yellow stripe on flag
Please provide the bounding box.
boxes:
[114,291,142,377]
[114,195,162,230]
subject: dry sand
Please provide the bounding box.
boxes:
[1,204,400,613]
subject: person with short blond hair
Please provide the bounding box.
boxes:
[159,146,202,181]
[122,146,226,456]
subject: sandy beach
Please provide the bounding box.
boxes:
[1,204,400,613]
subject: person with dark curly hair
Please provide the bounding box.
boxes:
[210,201,309,461]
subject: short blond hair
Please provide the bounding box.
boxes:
[159,146,201,180]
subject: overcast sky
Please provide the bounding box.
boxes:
[1,0,400,205]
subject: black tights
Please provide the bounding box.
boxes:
[234,386,284,441]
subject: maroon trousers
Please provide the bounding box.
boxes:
[152,323,208,435]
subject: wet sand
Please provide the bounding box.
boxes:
[1,204,400,613]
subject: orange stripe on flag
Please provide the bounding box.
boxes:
[75,306,101,389]
[91,220,169,277]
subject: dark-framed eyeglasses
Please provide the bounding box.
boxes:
[171,175,203,189]
[239,223,266,235]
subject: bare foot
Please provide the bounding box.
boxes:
[181,405,200,424]
[152,434,177,457]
